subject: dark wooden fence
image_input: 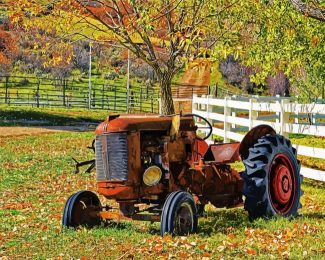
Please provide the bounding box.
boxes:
[0,76,160,113]
[171,83,240,99]
[0,75,239,113]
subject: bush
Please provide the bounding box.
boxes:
[104,71,119,80]
[73,41,89,72]
[266,71,290,97]
[110,56,125,67]
[130,62,155,80]
[18,78,30,86]
[219,55,255,93]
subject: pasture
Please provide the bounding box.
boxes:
[0,108,324,259]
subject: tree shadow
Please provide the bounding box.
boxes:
[147,208,252,236]
[0,109,102,127]
[147,223,161,235]
[93,208,325,236]
[102,220,135,230]
[101,220,161,236]
[198,208,250,236]
[302,179,325,189]
[299,212,325,220]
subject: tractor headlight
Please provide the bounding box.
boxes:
[143,166,162,186]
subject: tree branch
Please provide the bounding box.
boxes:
[289,0,325,22]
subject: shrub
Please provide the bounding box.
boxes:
[219,55,255,93]
[266,71,290,97]
[18,78,29,86]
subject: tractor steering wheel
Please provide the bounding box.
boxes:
[184,113,213,140]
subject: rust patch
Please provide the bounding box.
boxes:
[204,142,240,163]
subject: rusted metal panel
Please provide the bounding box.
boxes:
[99,211,160,222]
[140,183,165,195]
[127,132,141,186]
[96,115,196,134]
[204,142,240,163]
[97,182,138,200]
[192,139,209,163]
[167,140,187,162]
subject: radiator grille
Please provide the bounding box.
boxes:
[95,133,128,181]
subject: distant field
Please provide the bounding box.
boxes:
[0,73,160,113]
[0,130,324,259]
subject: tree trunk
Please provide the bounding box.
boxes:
[5,76,9,104]
[63,78,66,106]
[159,74,175,115]
[289,0,325,22]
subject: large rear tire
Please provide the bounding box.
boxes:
[160,191,198,236]
[242,134,303,220]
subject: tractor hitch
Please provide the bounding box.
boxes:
[72,157,95,174]
[72,139,96,174]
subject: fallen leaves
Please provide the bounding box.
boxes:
[245,247,257,255]
[134,235,213,259]
[0,132,324,258]
[1,202,33,210]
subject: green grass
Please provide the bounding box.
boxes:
[0,129,324,259]
[289,133,325,149]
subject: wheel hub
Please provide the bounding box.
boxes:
[176,204,193,235]
[272,163,293,205]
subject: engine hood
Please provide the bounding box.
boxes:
[95,115,196,134]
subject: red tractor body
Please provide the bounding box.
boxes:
[63,114,303,235]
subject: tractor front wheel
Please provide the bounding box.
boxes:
[62,190,102,228]
[160,191,198,236]
[242,134,303,220]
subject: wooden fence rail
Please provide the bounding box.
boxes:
[192,94,325,182]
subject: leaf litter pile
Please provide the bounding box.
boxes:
[0,131,324,259]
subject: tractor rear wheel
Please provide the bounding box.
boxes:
[160,191,198,236]
[242,134,303,220]
[62,190,101,228]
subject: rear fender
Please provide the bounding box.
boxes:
[239,125,276,160]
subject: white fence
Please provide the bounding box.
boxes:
[192,95,325,182]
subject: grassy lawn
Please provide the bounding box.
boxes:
[0,129,324,259]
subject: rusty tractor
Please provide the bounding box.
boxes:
[62,114,302,236]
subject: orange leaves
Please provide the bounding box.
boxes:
[311,36,321,47]
[178,251,189,258]
[1,202,33,210]
[0,52,10,65]
[153,243,163,253]
[245,247,257,255]
[44,43,74,68]
[0,29,17,66]
[227,233,236,240]
[239,223,321,258]
[135,235,213,259]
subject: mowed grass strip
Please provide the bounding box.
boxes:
[0,131,324,259]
